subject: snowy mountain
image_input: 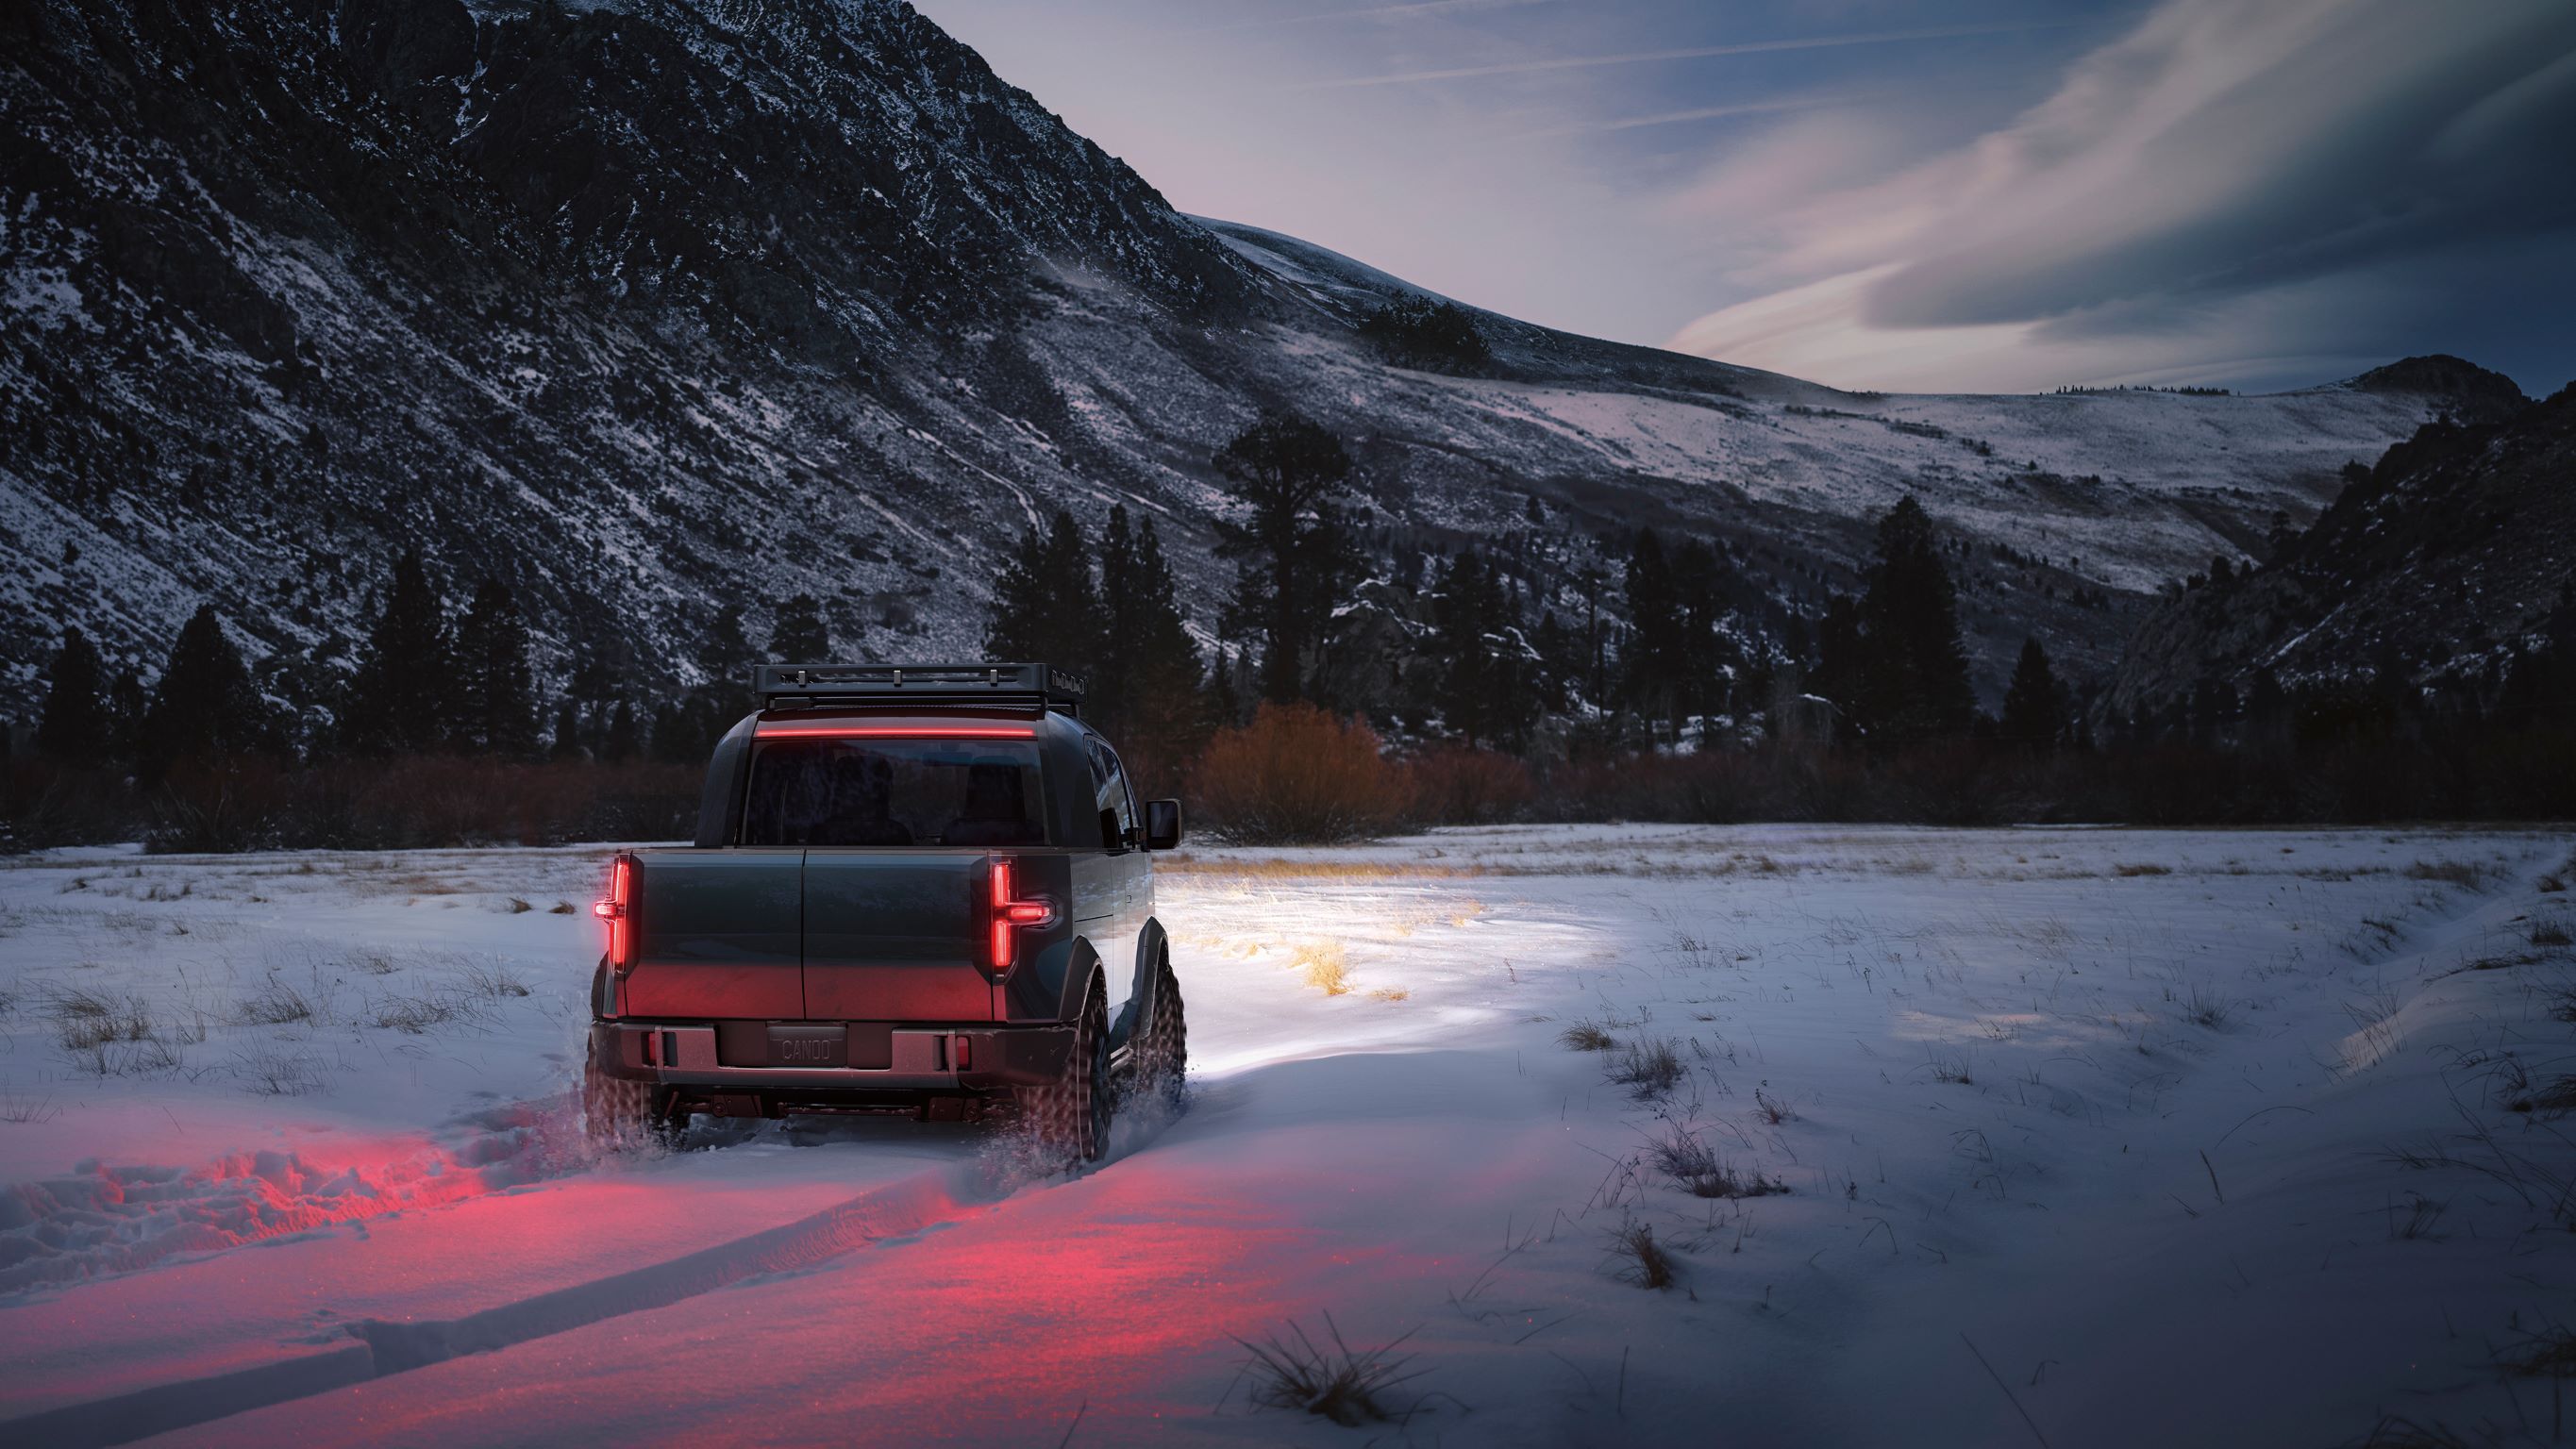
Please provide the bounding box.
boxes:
[0,0,2521,720]
[2108,375,2572,714]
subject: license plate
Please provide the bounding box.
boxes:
[767,1024,848,1068]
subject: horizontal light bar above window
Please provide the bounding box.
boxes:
[753,724,1038,740]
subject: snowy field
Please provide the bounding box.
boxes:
[3,825,2574,1447]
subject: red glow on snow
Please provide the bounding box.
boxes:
[753,724,1037,740]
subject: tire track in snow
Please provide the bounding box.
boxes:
[1,1163,981,1448]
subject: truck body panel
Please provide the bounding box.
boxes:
[586,663,1184,1129]
[625,850,804,1018]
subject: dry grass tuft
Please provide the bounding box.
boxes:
[1232,1314,1426,1427]
[1281,941,1353,996]
[48,988,156,1052]
[370,990,490,1035]
[2402,859,2493,892]
[2530,916,2573,950]
[1753,1087,1796,1124]
[1609,1038,1685,1098]
[2510,1075,2576,1117]
[236,976,317,1026]
[549,900,579,914]
[1607,1218,1677,1289]
[2113,862,2173,877]
[2183,984,2235,1030]
[236,1046,326,1095]
[2498,1323,2576,1380]
[1367,987,1411,1002]
[1650,1121,1789,1200]
[0,1089,63,1124]
[461,960,532,999]
[1559,1020,1618,1052]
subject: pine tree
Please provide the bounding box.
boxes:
[1211,409,1359,706]
[1670,538,1735,725]
[1620,529,1684,737]
[141,606,275,778]
[694,602,754,702]
[549,699,586,762]
[568,637,634,758]
[1093,510,1209,786]
[650,702,695,765]
[34,626,109,766]
[1430,550,1535,748]
[1852,497,1976,747]
[452,580,539,758]
[603,700,641,763]
[1096,506,1143,737]
[1998,637,2064,752]
[343,552,452,756]
[769,594,831,663]
[984,508,1104,675]
[106,668,149,765]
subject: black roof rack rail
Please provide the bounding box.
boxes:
[754,662,1086,716]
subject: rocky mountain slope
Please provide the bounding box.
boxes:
[2108,379,2575,715]
[0,0,2524,722]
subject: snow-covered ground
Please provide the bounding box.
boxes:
[3,825,2573,1446]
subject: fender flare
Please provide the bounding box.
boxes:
[1133,916,1172,1029]
[1054,937,1108,1024]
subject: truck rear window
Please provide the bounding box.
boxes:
[741,739,1048,848]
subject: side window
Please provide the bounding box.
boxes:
[1088,738,1136,849]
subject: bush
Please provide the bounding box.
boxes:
[1193,703,1404,844]
[1400,745,1533,826]
[8,756,700,854]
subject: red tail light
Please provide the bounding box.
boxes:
[987,858,1055,972]
[594,856,635,971]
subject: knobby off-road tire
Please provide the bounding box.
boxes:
[1025,979,1112,1167]
[582,1034,657,1153]
[1130,955,1188,1113]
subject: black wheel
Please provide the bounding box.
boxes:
[1025,978,1112,1166]
[1132,955,1188,1113]
[582,1033,660,1153]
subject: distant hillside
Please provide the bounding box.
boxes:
[0,0,2517,724]
[2108,379,2573,716]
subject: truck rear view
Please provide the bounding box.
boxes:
[584,664,1186,1166]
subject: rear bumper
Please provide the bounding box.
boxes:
[588,1020,1072,1094]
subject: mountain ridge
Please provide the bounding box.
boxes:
[0,0,2526,725]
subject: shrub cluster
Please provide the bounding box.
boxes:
[8,757,698,853]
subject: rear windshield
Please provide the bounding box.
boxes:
[742,739,1048,848]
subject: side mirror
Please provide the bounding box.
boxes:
[1144,798,1182,852]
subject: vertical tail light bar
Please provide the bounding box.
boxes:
[594,855,636,971]
[987,858,1055,973]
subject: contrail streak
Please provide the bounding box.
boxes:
[1186,0,1553,35]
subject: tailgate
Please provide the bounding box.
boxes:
[803,851,1002,1022]
[625,849,804,1018]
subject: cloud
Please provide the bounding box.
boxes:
[1670,0,2576,391]
[1292,20,2080,92]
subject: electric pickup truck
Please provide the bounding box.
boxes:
[582,663,1185,1164]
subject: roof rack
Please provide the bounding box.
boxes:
[754,662,1086,716]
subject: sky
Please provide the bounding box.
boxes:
[913,0,2576,397]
